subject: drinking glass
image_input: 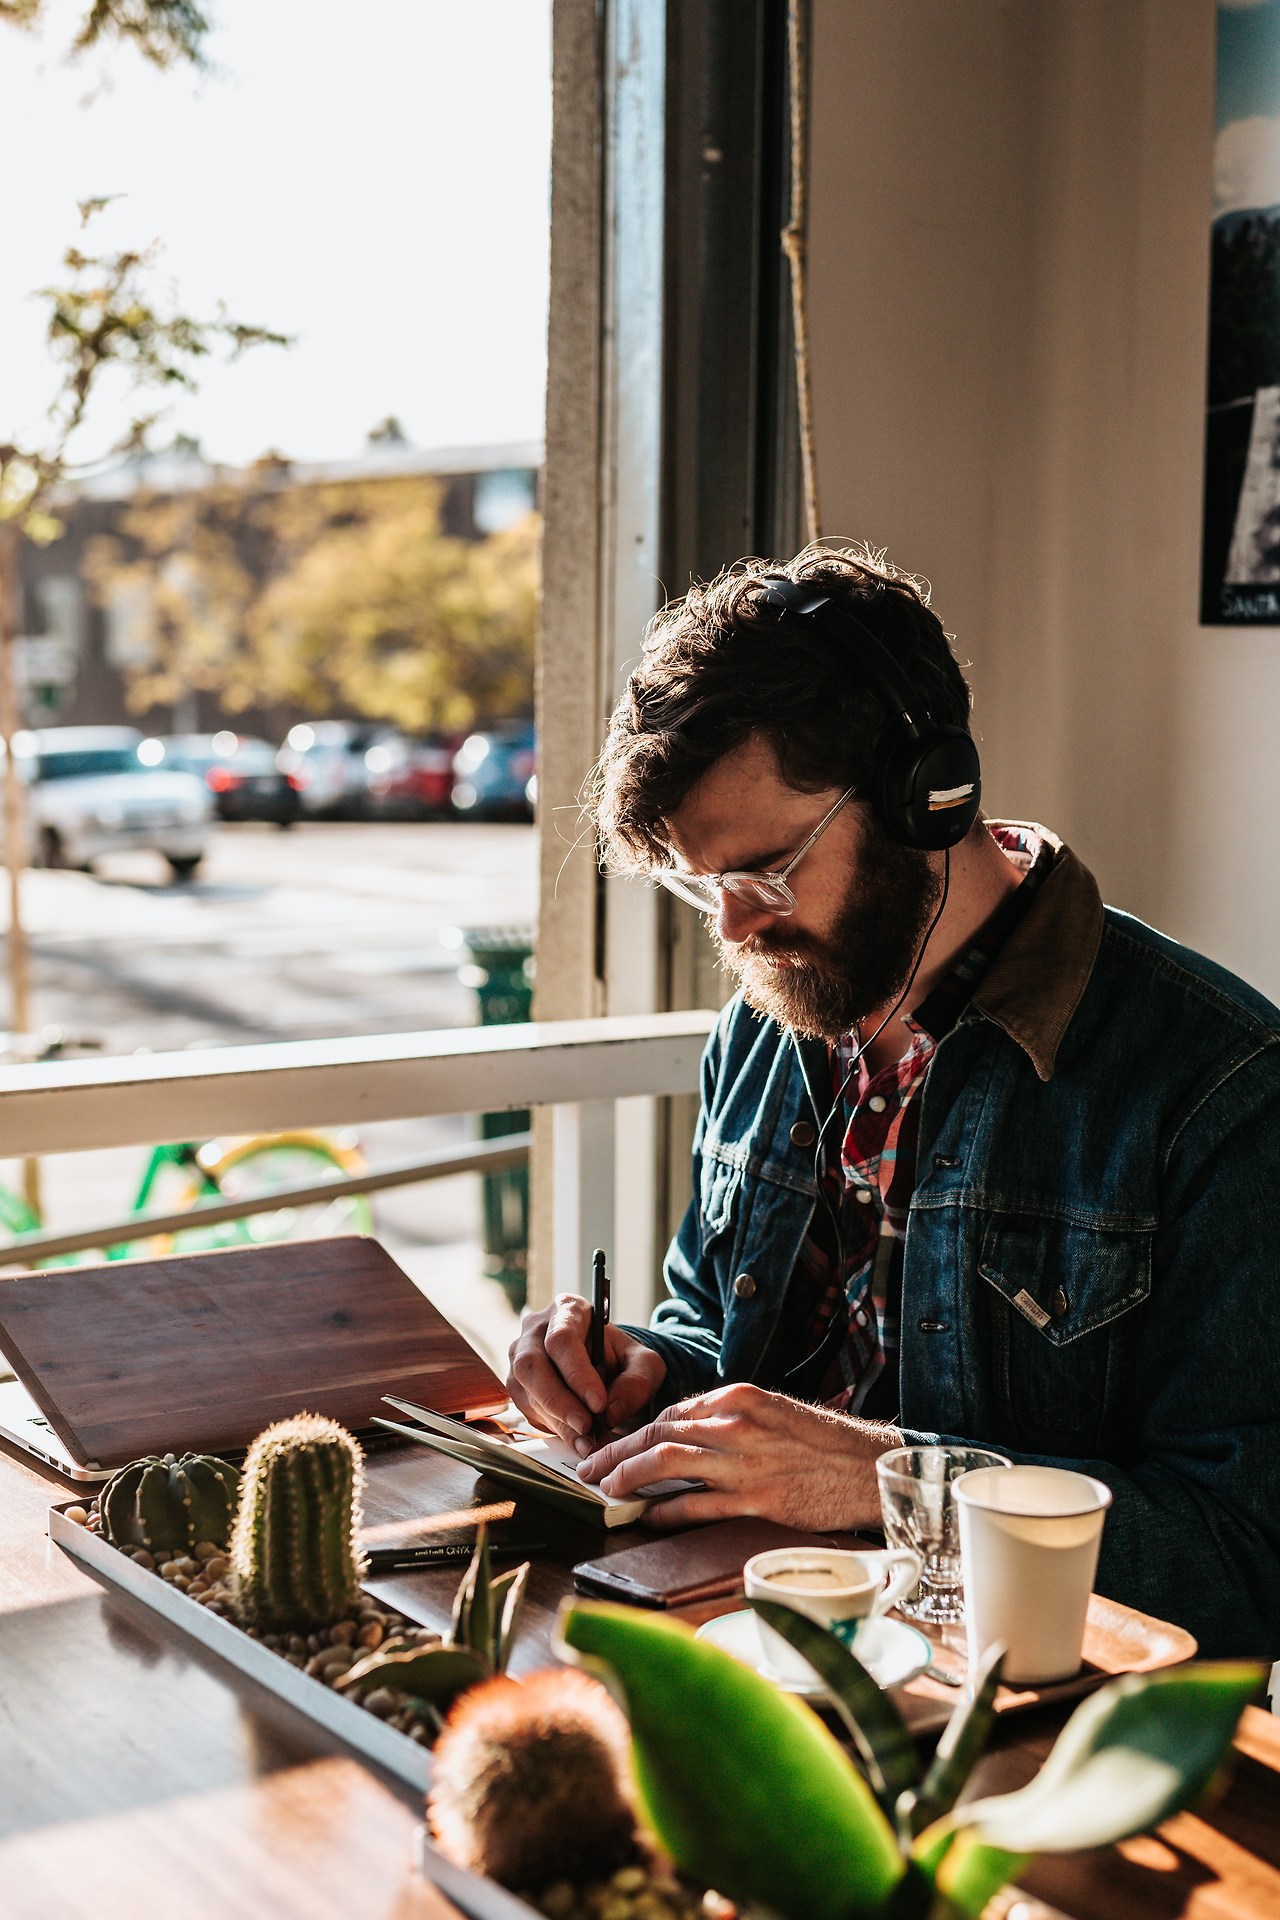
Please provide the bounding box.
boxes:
[875,1445,1012,1623]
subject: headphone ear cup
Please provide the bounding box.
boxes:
[879,727,982,849]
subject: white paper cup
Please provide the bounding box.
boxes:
[744,1545,922,1688]
[955,1465,1112,1685]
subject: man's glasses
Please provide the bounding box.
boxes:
[654,786,859,917]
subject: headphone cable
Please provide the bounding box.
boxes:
[809,846,952,1353]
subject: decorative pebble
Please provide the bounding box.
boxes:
[525,1867,732,1920]
[356,1620,384,1650]
[64,1505,89,1527]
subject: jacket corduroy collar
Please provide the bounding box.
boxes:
[968,821,1104,1082]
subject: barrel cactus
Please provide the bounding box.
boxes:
[100,1451,240,1555]
[229,1412,367,1630]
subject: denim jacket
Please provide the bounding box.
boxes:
[626,829,1280,1658]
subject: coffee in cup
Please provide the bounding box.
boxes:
[743,1545,922,1687]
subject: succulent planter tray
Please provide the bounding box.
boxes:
[48,1499,431,1793]
[412,1828,543,1920]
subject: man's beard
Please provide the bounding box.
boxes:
[715,818,943,1043]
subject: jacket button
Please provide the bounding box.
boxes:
[789,1120,816,1148]
[1051,1288,1069,1319]
[733,1272,756,1300]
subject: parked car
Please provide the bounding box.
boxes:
[156,731,302,826]
[451,723,537,821]
[15,726,213,879]
[275,721,384,819]
[364,730,463,819]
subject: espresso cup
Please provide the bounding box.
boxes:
[743,1545,922,1688]
[955,1464,1112,1685]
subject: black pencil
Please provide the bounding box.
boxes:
[590,1246,610,1442]
[365,1539,546,1573]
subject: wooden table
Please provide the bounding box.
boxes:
[2,1437,1278,1920]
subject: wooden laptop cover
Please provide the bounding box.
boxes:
[0,1235,506,1467]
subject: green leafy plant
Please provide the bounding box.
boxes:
[228,1413,366,1630]
[336,1526,530,1735]
[559,1599,1264,1920]
[100,1449,239,1554]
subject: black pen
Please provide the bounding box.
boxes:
[365,1539,547,1573]
[590,1245,610,1444]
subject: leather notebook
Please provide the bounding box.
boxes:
[572,1517,856,1606]
[0,1234,506,1473]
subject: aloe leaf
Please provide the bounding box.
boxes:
[335,1643,488,1706]
[930,1830,1028,1919]
[450,1551,472,1645]
[945,1661,1265,1856]
[748,1596,920,1811]
[898,1643,1005,1842]
[559,1600,904,1920]
[486,1564,517,1667]
[465,1526,493,1664]
[495,1560,530,1671]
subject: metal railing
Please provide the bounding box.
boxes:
[0,1011,718,1318]
[0,1132,531,1268]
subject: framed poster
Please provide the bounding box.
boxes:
[1202,0,1280,623]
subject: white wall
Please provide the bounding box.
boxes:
[809,0,1280,998]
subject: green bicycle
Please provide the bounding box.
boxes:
[0,1128,375,1266]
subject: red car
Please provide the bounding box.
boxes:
[364,731,464,819]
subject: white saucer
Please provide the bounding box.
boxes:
[695,1609,932,1696]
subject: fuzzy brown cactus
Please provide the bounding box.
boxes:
[428,1668,640,1893]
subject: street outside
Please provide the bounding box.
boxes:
[0,819,540,1372]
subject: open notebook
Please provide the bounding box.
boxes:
[376,1395,699,1528]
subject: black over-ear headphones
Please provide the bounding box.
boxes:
[758,574,982,851]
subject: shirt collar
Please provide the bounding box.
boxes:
[966,820,1104,1082]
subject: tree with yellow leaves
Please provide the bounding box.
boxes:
[87,471,539,730]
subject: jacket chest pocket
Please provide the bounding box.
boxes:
[699,1153,744,1255]
[976,1213,1152,1458]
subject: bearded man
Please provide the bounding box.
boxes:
[507,546,1280,1657]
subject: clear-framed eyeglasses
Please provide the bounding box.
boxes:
[655,786,860,917]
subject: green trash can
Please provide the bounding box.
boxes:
[459,928,535,1310]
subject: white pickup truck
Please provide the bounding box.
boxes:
[7,726,214,879]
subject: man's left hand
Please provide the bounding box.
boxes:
[576,1381,898,1530]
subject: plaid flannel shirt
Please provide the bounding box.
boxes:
[795,826,1053,1417]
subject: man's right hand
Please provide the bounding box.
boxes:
[506,1293,667,1454]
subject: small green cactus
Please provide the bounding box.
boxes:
[101,1451,240,1555]
[229,1413,367,1630]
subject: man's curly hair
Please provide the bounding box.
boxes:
[588,542,973,872]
